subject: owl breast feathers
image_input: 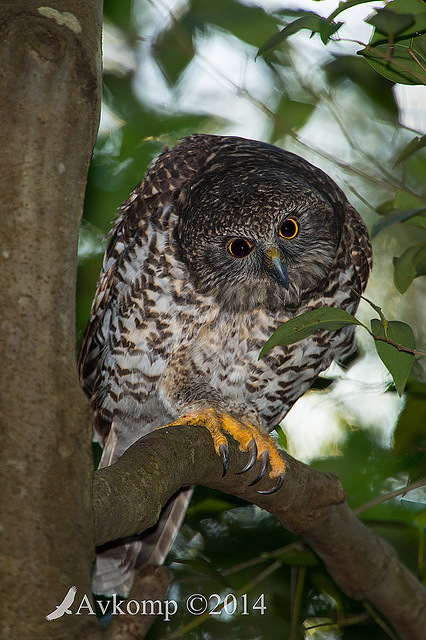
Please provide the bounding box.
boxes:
[79,133,371,442]
[78,134,371,595]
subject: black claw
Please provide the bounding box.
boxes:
[219,443,230,476]
[236,439,258,475]
[248,450,269,486]
[257,473,285,494]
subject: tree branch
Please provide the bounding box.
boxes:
[93,425,425,640]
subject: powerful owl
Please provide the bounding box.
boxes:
[79,134,372,596]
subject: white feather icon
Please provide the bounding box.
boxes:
[46,586,77,621]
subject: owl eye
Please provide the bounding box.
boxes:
[279,218,299,240]
[228,238,254,258]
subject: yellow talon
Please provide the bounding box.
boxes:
[162,408,286,491]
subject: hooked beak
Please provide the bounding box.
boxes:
[266,247,289,290]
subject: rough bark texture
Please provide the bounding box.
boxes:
[0,2,103,638]
[94,426,426,640]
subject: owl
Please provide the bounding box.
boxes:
[79,134,372,596]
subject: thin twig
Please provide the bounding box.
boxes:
[370,334,426,358]
[362,600,401,640]
[290,566,306,640]
[353,479,426,516]
[304,611,371,631]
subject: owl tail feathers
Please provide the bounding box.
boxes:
[92,486,193,598]
[140,485,193,566]
[92,541,139,598]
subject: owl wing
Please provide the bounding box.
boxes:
[78,135,220,597]
[329,200,372,306]
[78,134,218,438]
[345,203,372,293]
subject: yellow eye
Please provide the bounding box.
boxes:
[279,218,299,240]
[228,238,254,258]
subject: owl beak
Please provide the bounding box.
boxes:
[266,247,289,290]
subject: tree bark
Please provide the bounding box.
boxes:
[94,425,426,640]
[0,2,103,638]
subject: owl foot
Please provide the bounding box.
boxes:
[165,408,285,493]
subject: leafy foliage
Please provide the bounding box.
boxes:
[257,0,426,85]
[260,298,421,397]
[361,0,426,85]
[256,0,426,300]
[393,243,426,292]
[259,307,363,355]
[370,318,415,395]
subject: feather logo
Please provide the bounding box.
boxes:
[46,586,77,621]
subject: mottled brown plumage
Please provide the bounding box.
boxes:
[79,134,371,596]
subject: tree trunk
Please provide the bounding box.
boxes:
[0,2,102,638]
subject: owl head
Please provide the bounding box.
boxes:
[176,139,349,313]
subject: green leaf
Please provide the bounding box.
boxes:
[399,216,426,231]
[104,0,132,32]
[371,319,415,395]
[394,191,426,210]
[153,22,195,86]
[394,134,426,166]
[360,0,426,85]
[259,307,363,358]
[328,0,383,22]
[366,9,415,37]
[272,94,315,138]
[361,38,426,85]
[275,425,288,449]
[373,192,426,235]
[372,207,426,235]
[393,243,426,293]
[319,19,343,45]
[257,13,341,57]
[188,0,278,49]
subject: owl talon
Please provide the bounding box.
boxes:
[164,409,286,490]
[248,450,269,486]
[236,439,258,475]
[219,442,230,476]
[257,473,285,494]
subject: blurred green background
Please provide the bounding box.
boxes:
[77,1,426,638]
